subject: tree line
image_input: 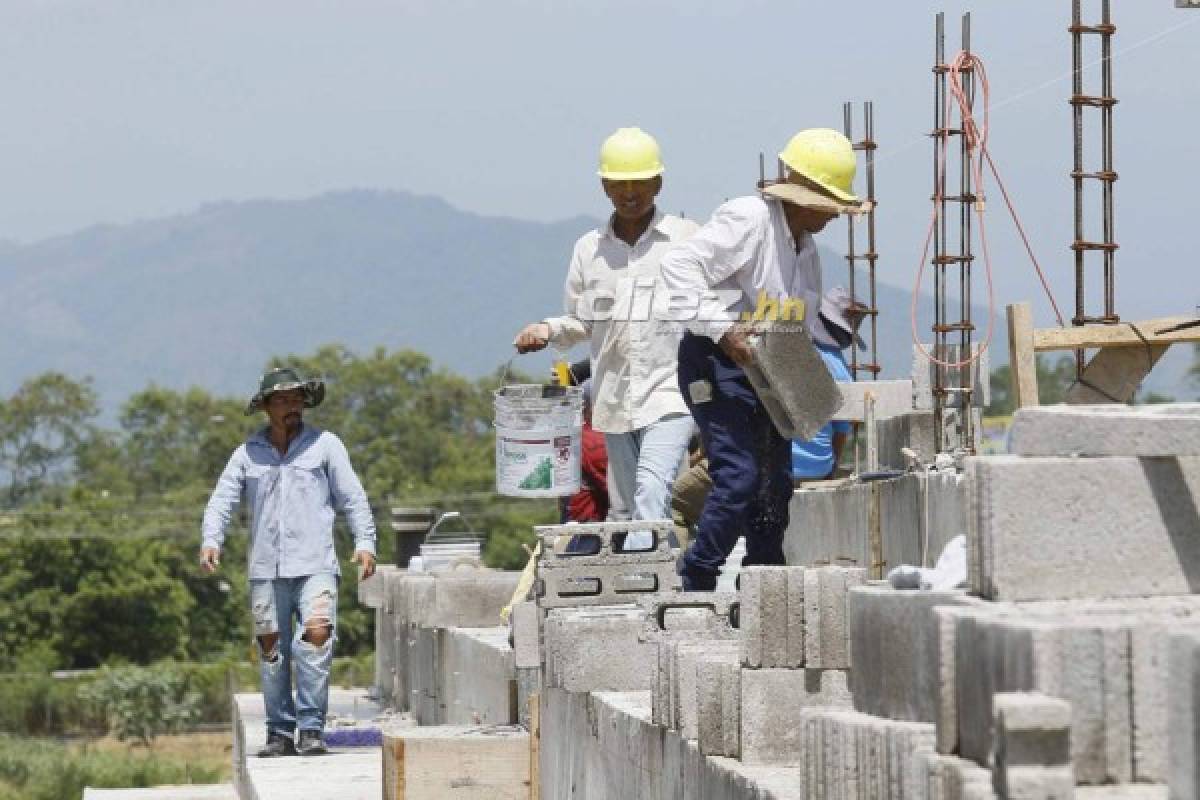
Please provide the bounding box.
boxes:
[0,344,555,672]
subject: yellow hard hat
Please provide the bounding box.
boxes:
[778,128,858,203]
[597,127,664,181]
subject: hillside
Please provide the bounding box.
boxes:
[1,189,1191,409]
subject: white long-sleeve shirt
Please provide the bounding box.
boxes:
[543,211,698,434]
[659,195,823,343]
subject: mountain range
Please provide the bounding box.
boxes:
[0,189,1191,412]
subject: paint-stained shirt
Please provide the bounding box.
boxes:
[201,424,376,580]
[543,212,698,434]
[659,195,822,343]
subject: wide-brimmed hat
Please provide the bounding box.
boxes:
[244,367,325,416]
[760,171,862,215]
[817,287,869,350]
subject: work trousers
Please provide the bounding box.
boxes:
[676,332,792,590]
[250,573,339,736]
[604,412,693,550]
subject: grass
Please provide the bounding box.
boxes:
[0,732,227,800]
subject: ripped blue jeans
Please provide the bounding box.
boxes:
[250,573,339,736]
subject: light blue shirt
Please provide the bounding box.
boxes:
[792,344,853,480]
[201,424,376,580]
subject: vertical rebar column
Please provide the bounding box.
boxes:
[930,12,977,454]
[1069,0,1119,336]
[842,101,881,380]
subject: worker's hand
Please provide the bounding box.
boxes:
[718,325,755,367]
[199,546,221,574]
[354,550,377,581]
[513,322,551,354]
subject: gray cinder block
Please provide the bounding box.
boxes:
[695,655,741,758]
[796,707,935,799]
[912,343,990,411]
[1169,628,1200,800]
[739,566,804,668]
[968,455,1200,602]
[542,607,656,692]
[834,380,916,422]
[992,692,1074,800]
[744,319,843,441]
[1008,403,1200,458]
[848,584,981,724]
[955,612,1133,785]
[510,601,540,670]
[739,668,851,764]
[804,566,868,670]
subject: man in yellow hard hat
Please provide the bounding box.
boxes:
[513,128,697,547]
[659,128,860,590]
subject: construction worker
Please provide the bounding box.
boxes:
[514,127,697,548]
[659,128,861,590]
[200,367,377,757]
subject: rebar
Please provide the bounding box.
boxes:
[843,100,881,380]
[1070,0,1119,348]
[930,11,977,454]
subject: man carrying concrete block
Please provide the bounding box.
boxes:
[661,128,862,590]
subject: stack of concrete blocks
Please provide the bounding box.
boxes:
[358,565,520,725]
[796,708,938,799]
[738,566,861,766]
[644,593,741,753]
[937,403,1200,797]
[990,692,1074,800]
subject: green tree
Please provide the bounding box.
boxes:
[0,373,99,505]
[986,354,1078,416]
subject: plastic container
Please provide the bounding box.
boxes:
[494,384,583,498]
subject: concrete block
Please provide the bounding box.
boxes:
[739,566,804,668]
[878,410,939,469]
[804,566,867,669]
[796,708,935,799]
[955,612,1133,785]
[535,518,678,563]
[542,606,656,692]
[358,564,397,608]
[510,601,540,669]
[968,455,1200,602]
[740,668,851,764]
[438,627,516,725]
[745,317,844,440]
[407,570,520,629]
[911,752,996,800]
[696,654,741,757]
[1009,403,1200,458]
[382,724,530,800]
[834,379,916,421]
[992,693,1074,799]
[638,591,739,643]
[664,639,740,739]
[848,584,981,724]
[913,343,990,411]
[1169,627,1200,800]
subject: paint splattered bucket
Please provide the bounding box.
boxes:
[494,384,582,498]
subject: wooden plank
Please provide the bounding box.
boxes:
[1007,302,1039,409]
[1032,315,1200,352]
[383,726,530,799]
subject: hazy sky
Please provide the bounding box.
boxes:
[1,0,1198,330]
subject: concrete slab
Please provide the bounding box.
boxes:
[968,455,1200,602]
[1009,403,1200,458]
[234,690,383,800]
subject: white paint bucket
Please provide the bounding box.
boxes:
[494,384,582,498]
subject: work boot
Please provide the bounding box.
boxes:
[296,729,327,756]
[257,731,297,758]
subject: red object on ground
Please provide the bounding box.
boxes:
[566,421,608,522]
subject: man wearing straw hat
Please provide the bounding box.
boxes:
[200,367,377,757]
[659,128,862,590]
[513,127,697,548]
